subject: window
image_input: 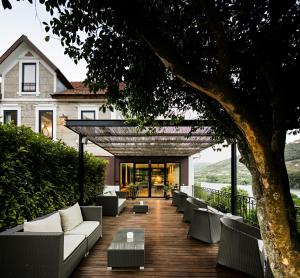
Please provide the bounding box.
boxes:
[3,110,18,125]
[22,63,36,92]
[81,110,96,120]
[39,110,53,138]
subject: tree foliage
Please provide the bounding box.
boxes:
[38,1,300,138]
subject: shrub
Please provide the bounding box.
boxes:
[0,124,107,231]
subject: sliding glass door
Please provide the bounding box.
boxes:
[119,162,180,197]
[151,164,165,197]
[135,164,149,197]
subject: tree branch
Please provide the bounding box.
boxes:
[200,0,231,79]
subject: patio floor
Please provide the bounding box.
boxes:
[72,199,248,277]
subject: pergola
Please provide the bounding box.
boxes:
[65,119,237,213]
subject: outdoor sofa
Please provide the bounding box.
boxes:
[95,191,127,216]
[0,203,102,278]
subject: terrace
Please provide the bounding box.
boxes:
[72,198,245,277]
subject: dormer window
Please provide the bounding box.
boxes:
[22,63,36,92]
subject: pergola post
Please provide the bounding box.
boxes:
[79,134,84,205]
[231,142,237,215]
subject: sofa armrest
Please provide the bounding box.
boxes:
[0,232,64,278]
[95,196,118,216]
[80,206,102,223]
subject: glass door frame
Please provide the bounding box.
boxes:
[120,161,181,198]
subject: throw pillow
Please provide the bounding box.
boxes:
[59,202,83,232]
[23,212,62,232]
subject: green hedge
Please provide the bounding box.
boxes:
[0,124,107,231]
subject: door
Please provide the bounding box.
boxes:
[135,164,150,197]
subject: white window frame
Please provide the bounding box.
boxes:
[18,60,40,96]
[0,104,21,126]
[35,105,57,140]
[77,106,99,120]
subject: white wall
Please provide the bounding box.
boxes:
[180,155,194,196]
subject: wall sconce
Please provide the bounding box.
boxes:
[58,114,68,125]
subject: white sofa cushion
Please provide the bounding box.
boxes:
[64,234,85,260]
[65,221,99,237]
[59,203,83,232]
[118,198,126,207]
[23,212,62,232]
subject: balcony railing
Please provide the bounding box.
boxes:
[194,186,300,230]
[22,82,36,92]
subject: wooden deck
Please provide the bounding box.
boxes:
[72,199,247,277]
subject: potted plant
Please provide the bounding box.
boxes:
[129,183,139,199]
[163,184,171,200]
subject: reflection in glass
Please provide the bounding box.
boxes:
[4,110,18,125]
[120,163,134,190]
[135,164,149,197]
[151,164,165,197]
[81,110,95,120]
[39,110,53,138]
[167,163,180,194]
[22,63,36,92]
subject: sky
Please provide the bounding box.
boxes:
[0,1,87,81]
[1,1,299,163]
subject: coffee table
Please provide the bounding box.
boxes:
[133,202,148,214]
[107,228,145,269]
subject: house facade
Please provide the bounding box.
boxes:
[0,35,199,197]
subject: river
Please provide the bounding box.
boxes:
[199,182,300,198]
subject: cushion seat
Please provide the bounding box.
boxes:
[63,234,85,260]
[65,221,99,237]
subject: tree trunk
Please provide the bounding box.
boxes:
[238,138,300,277]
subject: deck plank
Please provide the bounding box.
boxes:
[71,199,247,277]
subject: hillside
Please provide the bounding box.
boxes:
[195,140,300,188]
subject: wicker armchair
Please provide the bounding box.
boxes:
[176,192,188,212]
[217,217,265,278]
[187,208,223,243]
[171,190,180,206]
[183,197,207,223]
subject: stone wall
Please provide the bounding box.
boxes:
[3,63,19,98]
[39,62,53,97]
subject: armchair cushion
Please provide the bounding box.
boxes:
[23,212,62,233]
[63,234,85,260]
[65,221,99,238]
[59,203,83,232]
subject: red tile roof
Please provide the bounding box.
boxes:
[52,81,106,99]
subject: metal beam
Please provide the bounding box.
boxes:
[231,142,237,215]
[78,134,84,205]
[66,119,211,127]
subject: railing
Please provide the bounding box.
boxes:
[194,186,300,230]
[194,186,258,227]
[22,82,36,92]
